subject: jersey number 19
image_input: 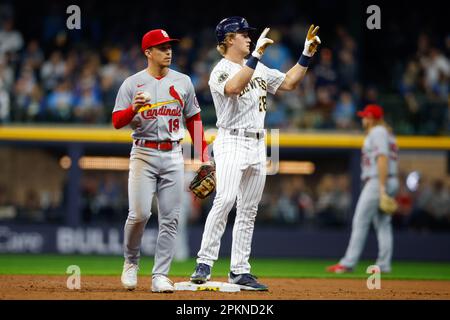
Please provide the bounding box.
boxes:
[168,118,180,132]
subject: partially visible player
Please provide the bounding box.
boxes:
[190,17,321,291]
[112,29,209,292]
[327,104,399,273]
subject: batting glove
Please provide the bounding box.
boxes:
[252,28,274,59]
[302,24,321,57]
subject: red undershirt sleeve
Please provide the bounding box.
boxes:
[186,112,209,162]
[112,105,136,129]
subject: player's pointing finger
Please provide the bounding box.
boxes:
[260,27,270,39]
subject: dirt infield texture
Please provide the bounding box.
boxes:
[0,275,449,300]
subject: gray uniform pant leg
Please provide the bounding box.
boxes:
[339,180,379,268]
[373,211,393,271]
[152,148,184,276]
[123,151,158,265]
[340,178,398,269]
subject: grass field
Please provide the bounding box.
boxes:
[1,254,450,281]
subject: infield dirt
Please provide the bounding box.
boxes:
[0,275,449,299]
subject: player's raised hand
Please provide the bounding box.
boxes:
[252,27,274,59]
[132,91,150,112]
[303,24,321,57]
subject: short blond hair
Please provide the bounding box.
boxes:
[216,33,236,56]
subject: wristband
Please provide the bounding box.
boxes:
[245,55,259,69]
[298,54,311,67]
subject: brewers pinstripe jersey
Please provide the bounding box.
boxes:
[208,58,286,129]
[361,125,399,180]
[113,69,200,141]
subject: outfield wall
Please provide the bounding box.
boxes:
[1,224,449,261]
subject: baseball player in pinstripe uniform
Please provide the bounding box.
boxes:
[112,29,209,293]
[190,17,321,291]
[327,104,399,274]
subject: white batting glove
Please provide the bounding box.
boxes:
[251,28,274,59]
[302,24,321,57]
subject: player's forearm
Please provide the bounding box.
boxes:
[377,155,389,193]
[279,24,321,91]
[279,64,308,91]
[112,105,137,129]
[224,66,256,95]
[186,113,209,162]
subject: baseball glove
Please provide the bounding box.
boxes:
[189,162,216,199]
[379,192,398,215]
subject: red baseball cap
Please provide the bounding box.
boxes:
[357,104,384,119]
[141,29,179,52]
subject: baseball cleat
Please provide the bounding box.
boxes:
[190,263,211,284]
[326,264,353,274]
[121,262,139,290]
[228,272,268,291]
[151,274,174,293]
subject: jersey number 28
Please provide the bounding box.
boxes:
[259,96,267,112]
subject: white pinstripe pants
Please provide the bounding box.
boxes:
[197,129,266,274]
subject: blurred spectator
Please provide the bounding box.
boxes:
[93,173,124,222]
[0,184,16,220]
[261,28,293,71]
[427,180,450,230]
[291,176,315,225]
[73,83,103,123]
[40,51,66,92]
[0,18,24,63]
[315,174,351,227]
[393,182,414,229]
[315,174,338,227]
[21,40,44,72]
[333,90,356,129]
[44,79,74,122]
[312,86,335,129]
[333,174,352,224]
[266,95,289,128]
[80,175,99,223]
[275,180,301,224]
[420,48,450,99]
[12,60,38,121]
[17,189,45,223]
[0,55,13,123]
[337,49,358,89]
[314,48,338,94]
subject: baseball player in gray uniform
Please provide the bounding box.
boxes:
[113,29,209,292]
[190,17,321,290]
[327,104,399,274]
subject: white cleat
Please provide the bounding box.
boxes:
[151,274,174,293]
[121,262,139,290]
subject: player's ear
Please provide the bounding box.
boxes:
[144,48,152,59]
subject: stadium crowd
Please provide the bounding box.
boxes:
[0,2,448,231]
[0,4,448,134]
[1,171,449,232]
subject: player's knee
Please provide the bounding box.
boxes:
[213,193,236,212]
[159,215,179,233]
[128,206,151,222]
